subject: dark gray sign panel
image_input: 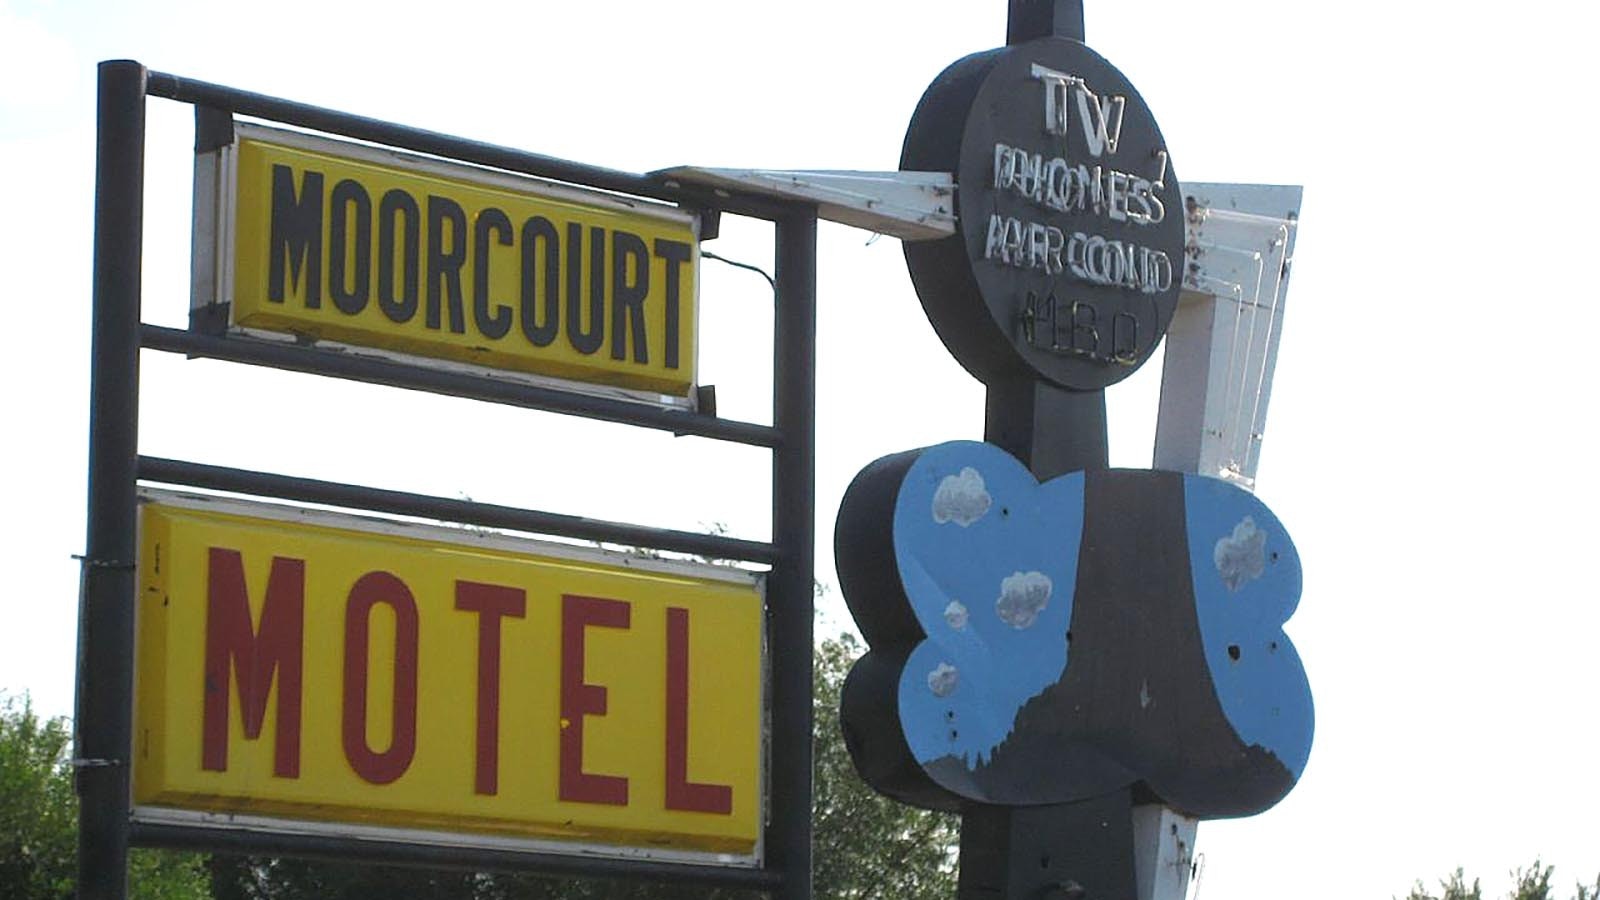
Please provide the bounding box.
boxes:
[903,38,1184,390]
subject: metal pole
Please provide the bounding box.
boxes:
[955,11,1141,896]
[1006,0,1085,43]
[984,377,1108,480]
[769,210,818,900]
[77,58,146,900]
[967,378,1135,900]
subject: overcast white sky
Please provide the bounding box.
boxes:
[2,0,1597,897]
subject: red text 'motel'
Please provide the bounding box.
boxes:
[199,548,735,815]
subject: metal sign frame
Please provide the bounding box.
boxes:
[79,60,817,900]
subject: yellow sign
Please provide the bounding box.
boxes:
[195,125,700,398]
[133,492,762,859]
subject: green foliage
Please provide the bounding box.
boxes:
[1404,868,1483,900]
[0,694,209,900]
[207,632,958,900]
[128,852,212,900]
[811,633,958,900]
[0,695,76,897]
[1405,862,1600,900]
[1511,862,1557,900]
[204,856,491,900]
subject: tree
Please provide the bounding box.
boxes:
[208,632,959,899]
[0,695,76,897]
[1404,868,1483,900]
[0,693,209,900]
[1404,862,1600,900]
[810,633,958,900]
[204,856,490,900]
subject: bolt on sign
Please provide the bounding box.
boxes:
[192,124,701,401]
[132,491,763,861]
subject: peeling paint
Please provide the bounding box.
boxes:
[1213,516,1266,591]
[928,663,960,698]
[932,466,992,526]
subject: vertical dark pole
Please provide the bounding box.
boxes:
[971,384,1132,900]
[984,377,1108,481]
[1006,0,1085,43]
[769,210,817,900]
[959,13,1139,899]
[958,790,1137,900]
[77,58,145,900]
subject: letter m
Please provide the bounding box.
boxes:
[268,164,324,307]
[202,548,305,777]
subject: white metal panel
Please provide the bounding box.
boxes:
[1133,805,1199,900]
[1154,183,1301,491]
[655,167,956,240]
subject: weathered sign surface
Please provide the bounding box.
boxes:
[902,38,1184,390]
[835,441,1312,817]
[133,491,762,860]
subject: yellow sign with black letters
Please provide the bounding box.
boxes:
[194,125,699,398]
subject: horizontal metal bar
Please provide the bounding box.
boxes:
[138,456,781,565]
[141,326,782,448]
[143,69,795,221]
[129,821,782,889]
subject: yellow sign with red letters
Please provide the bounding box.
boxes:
[132,492,762,859]
[193,124,700,399]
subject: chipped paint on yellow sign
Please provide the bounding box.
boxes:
[199,124,699,397]
[133,492,762,858]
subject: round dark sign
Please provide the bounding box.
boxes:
[902,38,1184,391]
